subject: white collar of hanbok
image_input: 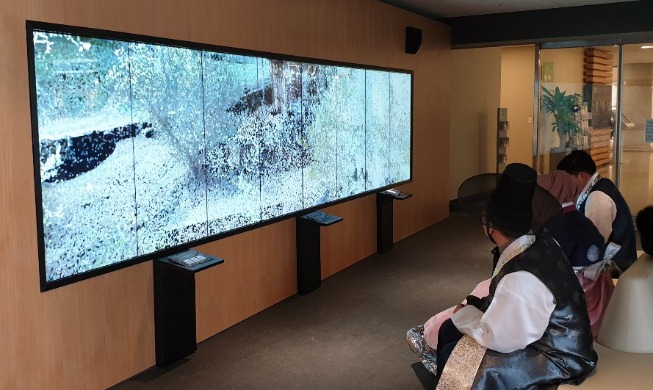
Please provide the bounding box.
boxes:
[492,234,536,277]
[576,172,601,208]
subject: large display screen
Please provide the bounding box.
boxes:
[27,21,413,290]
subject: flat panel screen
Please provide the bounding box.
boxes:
[27,22,413,290]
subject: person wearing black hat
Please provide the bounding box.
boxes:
[636,205,653,256]
[433,163,597,389]
[557,149,637,274]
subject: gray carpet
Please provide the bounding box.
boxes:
[110,215,494,390]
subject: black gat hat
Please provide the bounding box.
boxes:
[485,163,537,235]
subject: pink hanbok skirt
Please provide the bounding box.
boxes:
[577,269,615,337]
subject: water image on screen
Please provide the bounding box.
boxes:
[28,23,413,289]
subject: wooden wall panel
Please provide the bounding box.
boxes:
[195,221,297,341]
[320,198,378,278]
[0,0,451,388]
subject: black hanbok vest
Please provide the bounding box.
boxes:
[578,178,637,271]
[471,235,597,389]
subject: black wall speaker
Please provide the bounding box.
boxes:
[405,27,422,54]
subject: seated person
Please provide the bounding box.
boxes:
[557,150,637,274]
[537,170,614,337]
[636,205,653,256]
[434,163,597,389]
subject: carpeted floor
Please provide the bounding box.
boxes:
[109,215,496,390]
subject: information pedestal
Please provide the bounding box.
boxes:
[153,253,223,367]
[296,211,343,295]
[377,190,412,253]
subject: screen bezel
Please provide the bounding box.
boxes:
[26,20,414,291]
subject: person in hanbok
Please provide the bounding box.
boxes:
[537,170,614,337]
[557,150,637,274]
[433,163,597,389]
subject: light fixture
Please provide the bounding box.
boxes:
[641,45,653,49]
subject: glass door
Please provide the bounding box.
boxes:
[536,43,653,216]
[536,46,617,179]
[617,44,653,215]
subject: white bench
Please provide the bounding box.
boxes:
[596,253,653,353]
[561,254,653,389]
[559,342,653,389]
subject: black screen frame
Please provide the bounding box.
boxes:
[26,20,414,291]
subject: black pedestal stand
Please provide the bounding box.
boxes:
[153,252,224,368]
[376,189,412,253]
[296,211,343,295]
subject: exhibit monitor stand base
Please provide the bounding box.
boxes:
[296,211,343,295]
[153,251,224,368]
[377,189,412,253]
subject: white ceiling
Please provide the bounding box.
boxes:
[378,0,640,19]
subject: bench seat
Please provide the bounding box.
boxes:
[562,253,653,389]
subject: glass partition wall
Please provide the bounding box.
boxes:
[535,43,653,215]
[618,44,653,215]
[536,46,616,178]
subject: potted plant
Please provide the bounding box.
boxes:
[541,86,582,150]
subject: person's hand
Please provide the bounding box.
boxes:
[465,295,483,308]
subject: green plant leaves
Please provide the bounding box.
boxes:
[541,86,582,143]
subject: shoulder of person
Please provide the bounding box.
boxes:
[587,190,614,204]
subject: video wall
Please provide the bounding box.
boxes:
[27,22,413,290]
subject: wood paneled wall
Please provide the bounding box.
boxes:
[0,0,451,388]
